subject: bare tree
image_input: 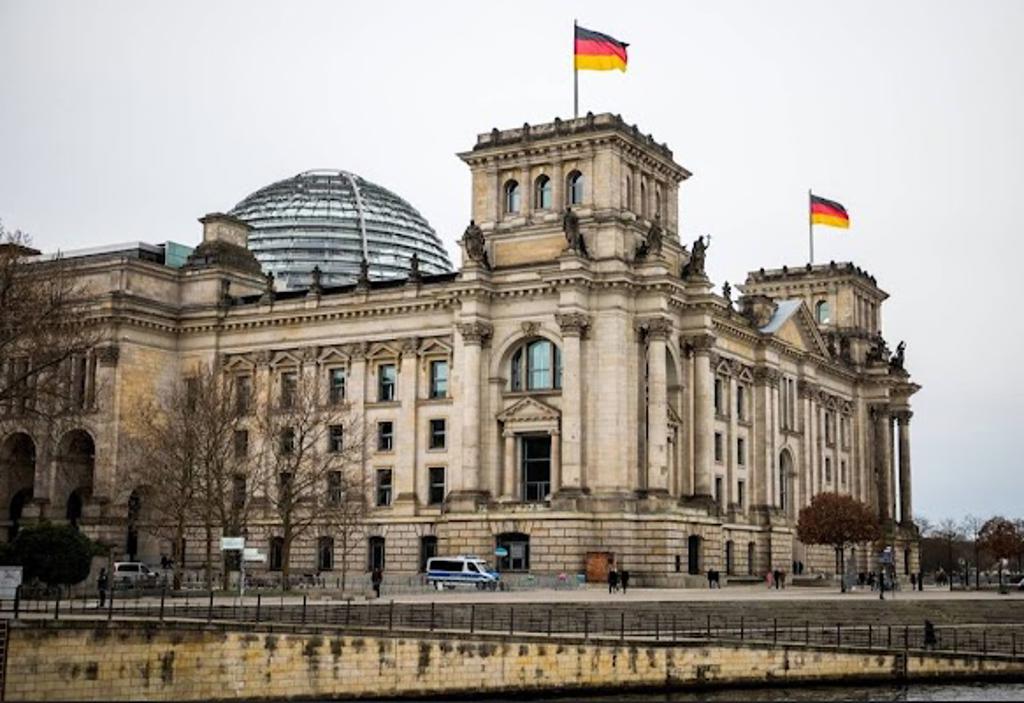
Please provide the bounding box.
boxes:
[0,223,99,430]
[931,518,963,590]
[251,370,364,590]
[961,515,983,589]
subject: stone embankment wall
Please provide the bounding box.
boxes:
[6,621,1023,701]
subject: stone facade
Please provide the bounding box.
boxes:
[0,113,920,583]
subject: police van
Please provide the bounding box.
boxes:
[425,555,500,590]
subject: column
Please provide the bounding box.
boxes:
[645,318,672,494]
[689,334,715,497]
[873,406,892,523]
[394,338,418,508]
[456,321,491,495]
[549,429,561,495]
[897,410,912,525]
[556,313,589,494]
[502,430,516,500]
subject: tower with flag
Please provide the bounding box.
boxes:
[573,21,629,117]
[808,191,850,263]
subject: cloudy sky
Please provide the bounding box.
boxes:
[2,1,1021,522]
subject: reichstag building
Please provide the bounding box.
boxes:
[0,114,920,584]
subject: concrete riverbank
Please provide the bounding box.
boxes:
[4,619,1024,701]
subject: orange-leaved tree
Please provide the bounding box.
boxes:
[797,493,881,592]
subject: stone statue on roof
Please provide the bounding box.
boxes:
[309,265,323,296]
[563,207,588,257]
[722,281,732,307]
[890,341,906,371]
[462,219,489,268]
[356,257,370,289]
[261,271,275,303]
[408,252,422,283]
[682,235,710,278]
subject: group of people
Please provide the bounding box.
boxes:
[607,567,631,594]
[766,569,787,589]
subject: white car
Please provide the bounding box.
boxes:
[112,562,159,587]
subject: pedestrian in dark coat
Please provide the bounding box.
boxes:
[608,569,619,594]
[371,567,383,598]
[97,568,109,608]
[620,570,630,594]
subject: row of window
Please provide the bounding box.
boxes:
[713,432,746,466]
[374,466,446,507]
[713,476,746,511]
[233,360,450,414]
[376,418,447,452]
[2,353,96,416]
[713,378,749,421]
[503,171,584,215]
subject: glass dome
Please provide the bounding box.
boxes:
[229,169,452,290]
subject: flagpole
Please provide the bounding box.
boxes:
[808,188,814,264]
[573,19,579,118]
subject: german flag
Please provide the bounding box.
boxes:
[810,194,850,229]
[575,25,628,72]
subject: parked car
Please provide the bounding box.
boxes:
[426,555,500,590]
[112,562,159,588]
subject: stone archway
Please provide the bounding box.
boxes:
[1,432,37,541]
[56,429,95,528]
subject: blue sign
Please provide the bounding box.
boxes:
[494,547,509,557]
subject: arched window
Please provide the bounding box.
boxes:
[317,536,334,571]
[566,170,584,205]
[779,450,792,512]
[815,300,831,324]
[504,180,520,214]
[510,339,562,391]
[496,532,530,572]
[534,175,552,210]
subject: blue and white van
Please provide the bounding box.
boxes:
[425,555,500,590]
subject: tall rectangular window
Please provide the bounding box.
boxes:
[714,378,723,415]
[841,460,847,485]
[737,385,746,421]
[376,469,393,507]
[328,425,344,453]
[825,457,832,483]
[377,421,394,452]
[715,476,724,507]
[429,419,446,450]
[428,466,446,505]
[378,364,396,402]
[737,437,745,466]
[280,371,297,409]
[280,427,295,455]
[235,375,252,415]
[429,360,448,399]
[328,368,346,405]
[327,471,342,505]
[233,429,249,459]
[714,432,723,463]
[737,479,746,508]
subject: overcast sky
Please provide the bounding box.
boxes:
[2,1,1021,523]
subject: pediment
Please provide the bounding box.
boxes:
[365,342,401,360]
[766,303,831,358]
[419,337,453,356]
[317,346,350,365]
[222,353,257,371]
[269,350,303,369]
[668,404,684,427]
[497,396,561,424]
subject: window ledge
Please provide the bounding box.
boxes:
[504,389,562,399]
[418,397,453,406]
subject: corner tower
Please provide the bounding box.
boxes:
[457,113,691,269]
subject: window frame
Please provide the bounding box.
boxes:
[377,421,394,452]
[714,432,723,463]
[428,359,448,399]
[317,536,334,571]
[328,367,347,405]
[328,424,344,453]
[566,170,584,206]
[428,418,446,450]
[375,469,393,507]
[504,179,521,214]
[509,338,562,392]
[534,174,552,210]
[279,371,297,409]
[377,363,396,402]
[428,466,446,506]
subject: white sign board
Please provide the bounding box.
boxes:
[220,537,245,551]
[0,566,23,598]
[243,548,266,563]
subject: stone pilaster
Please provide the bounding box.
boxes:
[393,337,419,513]
[555,312,589,495]
[688,334,715,498]
[640,318,672,495]
[453,321,492,502]
[871,405,893,523]
[895,409,913,526]
[502,430,516,500]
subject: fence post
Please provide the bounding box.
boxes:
[887,625,892,648]
[388,600,394,631]
[429,602,435,631]
[159,587,166,622]
[672,613,677,641]
[13,585,20,620]
[509,606,514,636]
[655,613,660,641]
[300,595,307,625]
[54,592,60,621]
[583,611,589,640]
[207,590,213,623]
[108,586,114,622]
[1012,632,1016,660]
[620,612,625,641]
[805,620,810,645]
[953,628,957,653]
[547,609,552,638]
[740,616,744,641]
[904,626,909,651]
[773,618,778,645]
[836,624,841,648]
[983,631,987,655]
[707,615,712,638]
[868,625,872,649]
[470,605,476,634]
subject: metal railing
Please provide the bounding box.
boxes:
[2,594,1021,659]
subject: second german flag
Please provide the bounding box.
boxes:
[810,194,850,229]
[575,26,628,72]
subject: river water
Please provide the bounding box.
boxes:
[332,682,1024,702]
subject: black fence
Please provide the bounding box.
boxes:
[2,593,1021,659]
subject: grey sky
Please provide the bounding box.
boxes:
[1,0,1021,522]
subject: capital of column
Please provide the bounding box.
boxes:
[869,403,892,421]
[752,366,781,386]
[683,333,716,354]
[893,409,913,425]
[399,336,419,357]
[797,379,818,399]
[456,321,493,347]
[555,312,591,338]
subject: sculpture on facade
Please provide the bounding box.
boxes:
[309,265,323,296]
[890,341,906,371]
[562,207,588,257]
[261,271,276,303]
[462,219,490,269]
[635,214,664,261]
[722,281,732,307]
[407,252,422,283]
[866,335,890,364]
[681,234,711,278]
[356,257,370,289]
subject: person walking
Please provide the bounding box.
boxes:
[620,569,630,594]
[371,567,383,599]
[97,568,109,608]
[608,568,619,594]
